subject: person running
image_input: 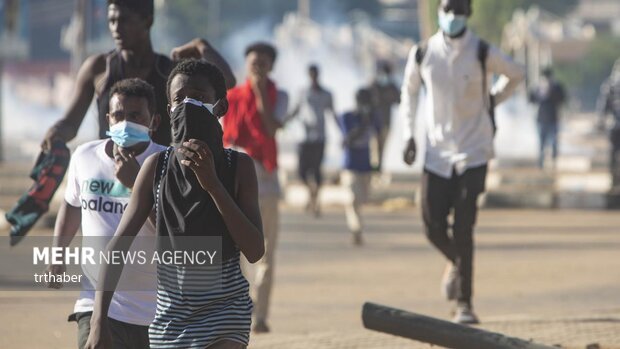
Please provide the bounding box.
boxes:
[339,88,375,246]
[41,0,236,150]
[288,64,336,217]
[47,78,166,349]
[597,58,620,188]
[369,61,400,172]
[223,42,288,334]
[529,67,566,170]
[84,60,264,349]
[401,0,524,324]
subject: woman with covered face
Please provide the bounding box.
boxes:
[85,59,264,349]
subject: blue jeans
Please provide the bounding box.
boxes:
[538,121,558,168]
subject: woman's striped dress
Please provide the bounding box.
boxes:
[149,147,253,348]
[148,253,252,348]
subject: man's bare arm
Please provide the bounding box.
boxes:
[42,54,105,150]
[46,202,81,289]
[171,38,237,89]
[253,80,283,137]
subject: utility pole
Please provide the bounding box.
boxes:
[0,0,20,162]
[207,0,221,47]
[298,0,310,20]
[71,0,88,76]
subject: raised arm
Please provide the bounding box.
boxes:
[252,82,287,137]
[171,38,237,89]
[42,54,105,150]
[178,141,265,263]
[400,45,423,165]
[487,45,525,105]
[400,45,423,142]
[84,153,158,349]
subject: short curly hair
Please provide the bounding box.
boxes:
[166,59,227,102]
[245,42,277,64]
[109,78,156,114]
[107,0,154,18]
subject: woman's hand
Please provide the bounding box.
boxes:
[83,317,111,349]
[177,139,222,193]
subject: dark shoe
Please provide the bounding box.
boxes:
[252,320,270,333]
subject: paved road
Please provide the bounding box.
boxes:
[0,206,619,348]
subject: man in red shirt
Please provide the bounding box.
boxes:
[223,42,289,333]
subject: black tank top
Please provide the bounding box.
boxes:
[96,50,174,145]
[153,147,240,261]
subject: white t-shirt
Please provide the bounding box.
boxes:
[64,139,166,326]
[295,87,333,142]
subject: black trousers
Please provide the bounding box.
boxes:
[611,129,620,186]
[69,311,150,349]
[421,164,487,305]
[298,141,325,185]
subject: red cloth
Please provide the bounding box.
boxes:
[223,79,278,173]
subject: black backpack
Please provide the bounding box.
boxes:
[415,39,496,132]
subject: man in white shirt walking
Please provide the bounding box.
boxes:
[47,78,166,348]
[289,64,335,217]
[401,0,524,324]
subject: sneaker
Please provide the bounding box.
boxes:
[0,210,10,234]
[452,303,479,325]
[252,320,270,333]
[441,263,459,301]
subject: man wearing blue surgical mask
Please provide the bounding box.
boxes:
[47,78,166,349]
[401,0,525,324]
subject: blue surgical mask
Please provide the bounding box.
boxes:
[438,10,467,37]
[106,120,151,148]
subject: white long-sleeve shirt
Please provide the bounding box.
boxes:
[401,29,525,178]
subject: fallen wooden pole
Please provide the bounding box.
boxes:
[362,302,556,349]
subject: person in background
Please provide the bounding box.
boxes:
[42,0,236,150]
[401,0,525,324]
[288,64,336,217]
[339,88,375,246]
[369,61,400,172]
[223,42,289,334]
[597,58,620,188]
[529,67,566,170]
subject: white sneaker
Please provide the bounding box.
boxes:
[0,210,10,233]
[452,303,480,325]
[441,263,459,300]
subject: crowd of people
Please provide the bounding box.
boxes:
[27,0,620,348]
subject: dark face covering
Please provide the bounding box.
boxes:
[170,98,225,166]
[158,99,237,260]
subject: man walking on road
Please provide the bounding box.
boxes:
[223,42,289,334]
[597,58,620,188]
[529,67,566,170]
[369,61,400,172]
[288,64,336,217]
[401,0,524,324]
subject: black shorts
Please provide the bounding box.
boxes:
[69,311,150,349]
